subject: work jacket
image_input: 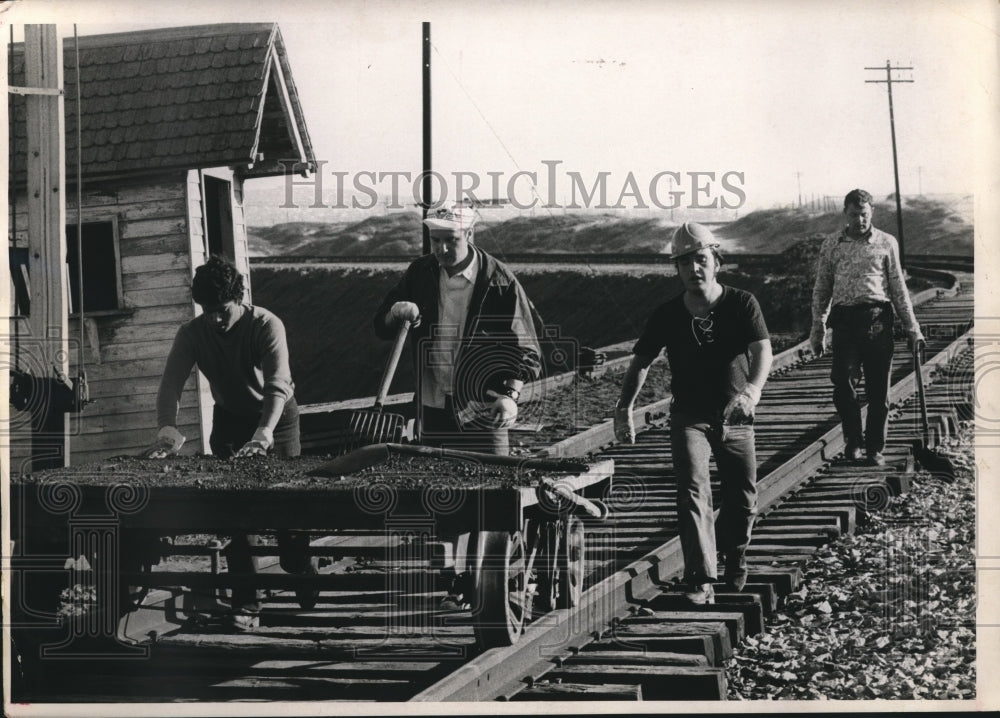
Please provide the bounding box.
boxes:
[373,246,542,416]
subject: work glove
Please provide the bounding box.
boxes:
[808,323,826,356]
[485,390,518,429]
[236,427,273,458]
[613,404,636,444]
[144,425,185,458]
[389,301,421,327]
[723,383,762,424]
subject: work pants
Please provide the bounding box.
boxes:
[829,303,895,455]
[212,399,309,613]
[670,410,757,585]
[419,396,510,456]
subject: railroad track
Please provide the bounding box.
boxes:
[11,273,974,704]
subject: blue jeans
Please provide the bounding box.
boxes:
[829,303,895,454]
[670,410,758,584]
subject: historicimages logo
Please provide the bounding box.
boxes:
[277,160,747,211]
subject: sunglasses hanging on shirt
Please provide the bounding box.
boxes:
[691,315,715,346]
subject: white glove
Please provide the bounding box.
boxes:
[613,405,635,444]
[809,324,826,356]
[144,425,185,458]
[159,425,185,450]
[723,383,762,424]
[236,427,273,458]
[486,390,518,429]
[389,301,420,326]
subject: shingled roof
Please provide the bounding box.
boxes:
[9,23,316,182]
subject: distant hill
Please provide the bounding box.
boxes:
[247,195,973,257]
[717,195,973,255]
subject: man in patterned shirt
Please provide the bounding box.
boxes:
[810,189,924,466]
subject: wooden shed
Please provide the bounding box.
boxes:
[8,23,316,466]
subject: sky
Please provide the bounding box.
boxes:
[4,0,997,214]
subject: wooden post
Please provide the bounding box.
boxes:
[1,29,9,484]
[24,24,70,469]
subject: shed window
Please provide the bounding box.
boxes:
[66,220,123,314]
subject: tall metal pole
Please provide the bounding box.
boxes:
[421,22,431,256]
[866,61,913,268]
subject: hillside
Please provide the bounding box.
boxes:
[247,196,973,257]
[717,196,973,255]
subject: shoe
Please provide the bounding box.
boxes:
[868,452,886,467]
[294,558,321,610]
[683,583,715,605]
[438,593,469,611]
[844,443,863,461]
[724,551,748,592]
[226,611,260,632]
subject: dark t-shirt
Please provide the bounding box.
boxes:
[633,285,769,420]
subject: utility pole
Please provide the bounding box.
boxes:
[866,61,913,268]
[668,173,675,221]
[23,25,70,469]
[421,22,431,255]
[796,172,802,208]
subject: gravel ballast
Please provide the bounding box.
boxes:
[726,424,977,701]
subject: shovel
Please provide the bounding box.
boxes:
[309,442,592,478]
[911,340,956,480]
[343,319,411,452]
[913,340,930,446]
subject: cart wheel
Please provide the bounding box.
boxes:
[558,517,585,609]
[474,530,528,648]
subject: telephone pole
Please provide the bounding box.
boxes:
[865,61,913,268]
[422,22,432,255]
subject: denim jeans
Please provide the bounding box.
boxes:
[829,303,895,454]
[670,410,758,584]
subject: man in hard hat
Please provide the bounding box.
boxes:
[374,204,541,455]
[809,189,924,467]
[613,222,772,605]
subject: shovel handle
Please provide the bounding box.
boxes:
[375,320,411,409]
[384,442,590,472]
[912,341,929,444]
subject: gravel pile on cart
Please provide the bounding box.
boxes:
[14,452,573,491]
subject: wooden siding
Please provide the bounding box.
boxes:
[77,175,200,464]
[9,169,252,466]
